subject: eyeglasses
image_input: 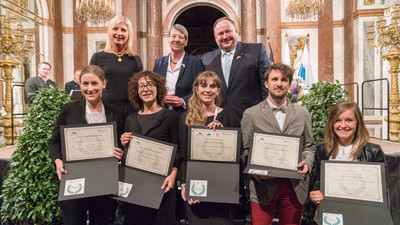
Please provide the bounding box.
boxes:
[137,83,155,90]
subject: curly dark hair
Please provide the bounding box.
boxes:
[127,70,167,111]
[264,62,294,84]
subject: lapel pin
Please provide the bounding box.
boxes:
[236,56,241,59]
[182,64,186,68]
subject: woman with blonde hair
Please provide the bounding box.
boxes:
[90,15,142,122]
[179,71,240,225]
[310,101,386,205]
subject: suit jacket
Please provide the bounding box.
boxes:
[153,52,205,111]
[241,98,315,205]
[65,80,80,95]
[202,42,271,118]
[25,76,56,104]
[48,100,123,162]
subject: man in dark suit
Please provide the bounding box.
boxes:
[153,24,204,113]
[25,62,56,104]
[64,69,81,95]
[202,17,271,118]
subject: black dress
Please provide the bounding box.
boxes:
[90,51,143,118]
[179,109,241,225]
[122,108,180,225]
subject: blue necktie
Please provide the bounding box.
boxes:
[224,52,232,86]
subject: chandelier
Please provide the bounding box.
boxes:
[75,0,115,25]
[286,0,325,20]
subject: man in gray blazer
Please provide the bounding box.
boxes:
[25,62,56,104]
[241,63,315,225]
[202,17,271,119]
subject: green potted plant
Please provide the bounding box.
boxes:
[1,87,70,224]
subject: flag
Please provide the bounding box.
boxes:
[268,42,274,64]
[300,42,314,87]
[282,38,291,66]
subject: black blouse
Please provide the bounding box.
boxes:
[124,108,180,168]
[90,51,143,106]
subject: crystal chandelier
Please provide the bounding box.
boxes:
[286,0,325,20]
[75,0,115,25]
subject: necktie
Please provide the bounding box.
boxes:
[272,106,286,114]
[224,52,232,86]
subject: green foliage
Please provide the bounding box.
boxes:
[301,80,349,146]
[1,87,70,224]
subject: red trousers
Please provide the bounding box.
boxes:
[251,179,304,225]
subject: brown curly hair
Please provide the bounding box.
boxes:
[127,70,167,111]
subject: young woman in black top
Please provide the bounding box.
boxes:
[48,65,124,225]
[179,71,240,225]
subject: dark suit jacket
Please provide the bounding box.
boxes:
[153,53,205,110]
[25,76,56,104]
[202,42,271,118]
[65,80,80,95]
[48,100,123,162]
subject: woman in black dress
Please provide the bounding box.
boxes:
[90,15,143,120]
[48,65,124,225]
[179,71,240,225]
[120,70,179,225]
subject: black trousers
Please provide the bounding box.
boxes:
[59,196,117,225]
[121,188,177,225]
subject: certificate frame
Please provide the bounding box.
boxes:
[244,131,304,180]
[188,126,241,164]
[319,161,393,225]
[321,161,388,207]
[60,122,117,162]
[123,133,177,177]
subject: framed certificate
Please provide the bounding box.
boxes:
[61,122,117,162]
[188,126,241,163]
[243,131,304,179]
[321,161,387,206]
[124,134,177,177]
[319,161,393,225]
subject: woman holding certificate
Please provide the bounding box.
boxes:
[179,71,240,225]
[48,65,124,225]
[310,101,386,205]
[120,70,179,225]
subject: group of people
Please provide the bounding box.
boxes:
[41,14,387,225]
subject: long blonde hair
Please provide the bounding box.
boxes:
[185,71,222,126]
[324,101,369,160]
[104,15,135,56]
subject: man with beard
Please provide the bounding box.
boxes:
[153,24,204,114]
[202,17,271,119]
[241,63,315,225]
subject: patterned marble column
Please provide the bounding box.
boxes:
[122,0,140,54]
[318,0,333,82]
[241,0,257,43]
[73,0,88,72]
[146,0,162,70]
[265,0,281,62]
[53,0,64,86]
[343,0,355,99]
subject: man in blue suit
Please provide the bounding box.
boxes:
[202,17,271,119]
[153,24,205,113]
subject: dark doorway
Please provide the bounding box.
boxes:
[174,6,226,58]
